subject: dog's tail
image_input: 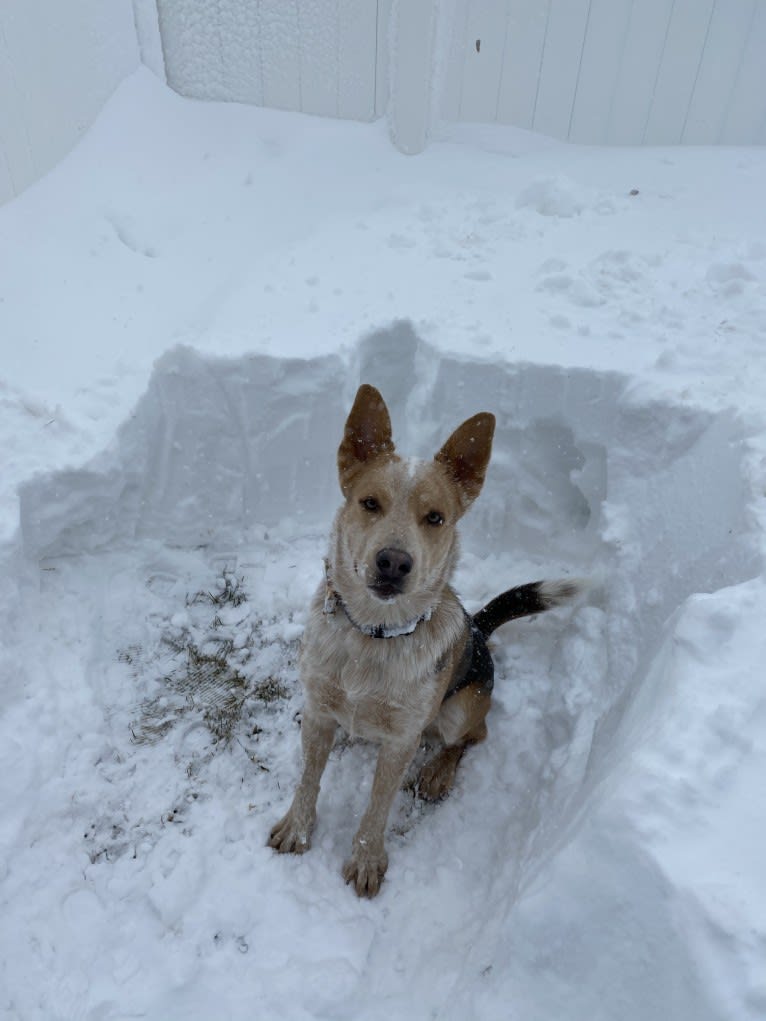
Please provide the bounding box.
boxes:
[472,579,584,639]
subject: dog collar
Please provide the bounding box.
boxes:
[322,559,433,639]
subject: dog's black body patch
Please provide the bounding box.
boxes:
[442,616,494,702]
[443,580,573,704]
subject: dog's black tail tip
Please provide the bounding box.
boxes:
[472,578,587,638]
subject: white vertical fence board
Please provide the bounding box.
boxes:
[0,153,13,207]
[157,0,377,122]
[720,1,766,145]
[606,0,674,145]
[533,0,590,138]
[258,0,302,112]
[457,0,511,122]
[389,0,437,153]
[0,24,34,202]
[157,1,227,100]
[0,0,139,204]
[643,0,716,144]
[221,0,265,106]
[439,0,470,122]
[568,0,633,143]
[337,0,378,120]
[495,0,551,129]
[131,0,166,81]
[296,0,340,117]
[683,0,756,143]
[375,0,395,117]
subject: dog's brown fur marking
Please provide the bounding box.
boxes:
[268,384,580,897]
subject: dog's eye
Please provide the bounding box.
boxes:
[360,497,380,513]
[425,510,444,526]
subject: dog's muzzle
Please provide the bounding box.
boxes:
[370,547,412,599]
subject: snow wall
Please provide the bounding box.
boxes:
[19,323,760,854]
[0,0,163,204]
[12,324,765,1017]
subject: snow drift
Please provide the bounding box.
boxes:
[4,67,766,1021]
[12,324,760,1020]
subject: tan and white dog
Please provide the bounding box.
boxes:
[269,384,580,897]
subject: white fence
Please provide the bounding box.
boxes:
[441,0,766,145]
[2,0,765,203]
[0,0,164,204]
[155,0,766,150]
[156,0,390,122]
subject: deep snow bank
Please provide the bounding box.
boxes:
[20,323,758,842]
[4,61,766,1021]
[5,324,765,1019]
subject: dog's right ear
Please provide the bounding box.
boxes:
[435,411,495,511]
[337,384,395,495]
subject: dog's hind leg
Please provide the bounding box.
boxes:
[268,709,336,855]
[418,686,491,801]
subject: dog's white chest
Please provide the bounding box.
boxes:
[302,615,438,742]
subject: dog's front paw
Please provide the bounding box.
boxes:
[268,810,314,855]
[342,841,388,898]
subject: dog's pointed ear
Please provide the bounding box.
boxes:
[338,384,395,494]
[434,412,495,510]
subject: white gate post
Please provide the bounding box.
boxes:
[388,0,438,154]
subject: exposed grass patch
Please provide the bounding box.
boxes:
[127,570,296,747]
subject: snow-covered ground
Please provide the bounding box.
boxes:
[2,68,766,1020]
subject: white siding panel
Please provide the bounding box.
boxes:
[607,0,674,144]
[222,1,265,106]
[643,0,716,144]
[337,0,378,120]
[258,0,302,112]
[495,0,550,129]
[457,0,511,122]
[157,0,378,122]
[297,1,340,117]
[683,0,757,144]
[0,153,13,207]
[132,0,167,80]
[568,0,633,144]
[390,0,437,153]
[376,0,395,117]
[719,1,766,145]
[157,1,226,100]
[0,26,35,199]
[439,0,469,122]
[0,0,139,204]
[532,0,590,139]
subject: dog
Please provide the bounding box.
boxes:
[269,384,580,897]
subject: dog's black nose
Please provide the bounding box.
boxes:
[375,548,413,581]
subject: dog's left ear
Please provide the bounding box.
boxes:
[338,384,396,495]
[435,412,495,510]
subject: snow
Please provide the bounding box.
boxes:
[1,67,766,1019]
